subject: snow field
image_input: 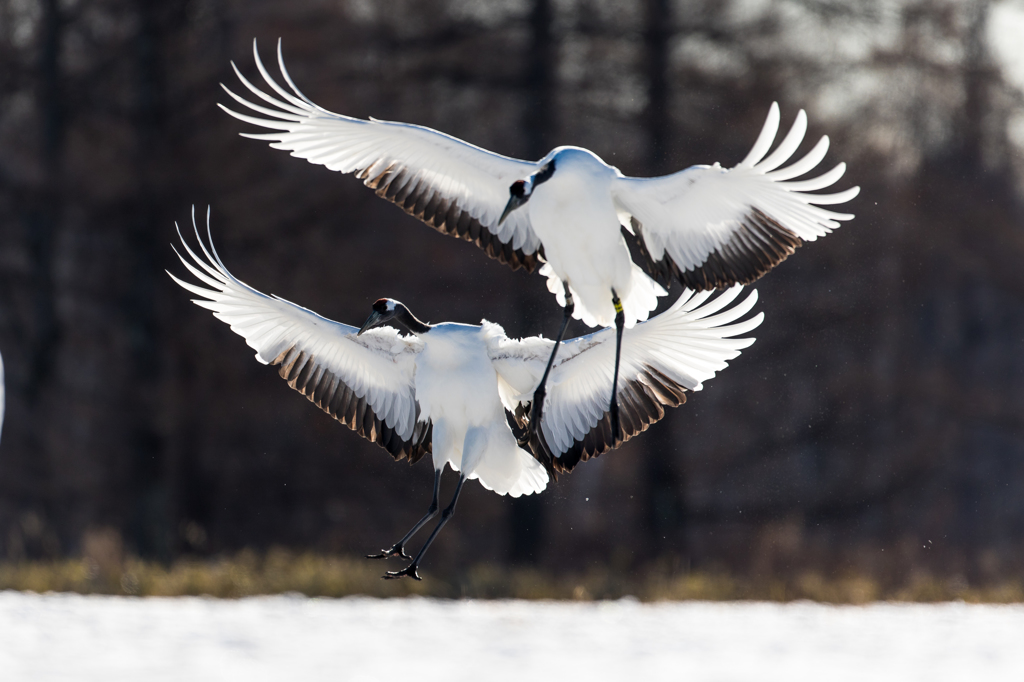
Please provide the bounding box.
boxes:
[1,591,1023,681]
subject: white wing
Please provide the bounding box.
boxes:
[168,210,430,463]
[490,286,762,472]
[221,40,544,272]
[612,103,859,290]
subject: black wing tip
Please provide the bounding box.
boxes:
[518,366,690,475]
[361,163,542,274]
[509,405,561,481]
[271,344,429,463]
[632,209,804,292]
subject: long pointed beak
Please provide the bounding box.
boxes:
[499,194,527,225]
[358,310,383,335]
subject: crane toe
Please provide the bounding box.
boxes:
[382,564,422,581]
[366,544,413,561]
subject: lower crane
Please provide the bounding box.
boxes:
[169,209,763,579]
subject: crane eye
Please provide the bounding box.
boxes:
[510,180,527,198]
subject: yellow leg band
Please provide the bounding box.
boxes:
[613,300,623,314]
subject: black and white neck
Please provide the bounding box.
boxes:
[359,298,432,336]
[391,301,432,334]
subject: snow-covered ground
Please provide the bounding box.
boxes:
[1,591,1023,681]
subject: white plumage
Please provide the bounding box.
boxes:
[169,210,763,576]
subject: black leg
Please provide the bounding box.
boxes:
[609,291,625,443]
[520,282,574,447]
[384,474,467,581]
[367,468,442,561]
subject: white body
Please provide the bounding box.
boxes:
[413,323,546,497]
[527,147,664,328]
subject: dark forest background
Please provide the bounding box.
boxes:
[2,0,1024,586]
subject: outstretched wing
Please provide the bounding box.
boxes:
[490,286,762,473]
[169,210,431,463]
[221,40,544,273]
[613,103,859,290]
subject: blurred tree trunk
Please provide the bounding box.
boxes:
[952,0,989,175]
[509,0,556,565]
[644,0,671,175]
[640,0,689,561]
[14,0,66,558]
[26,0,63,404]
[124,0,185,560]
